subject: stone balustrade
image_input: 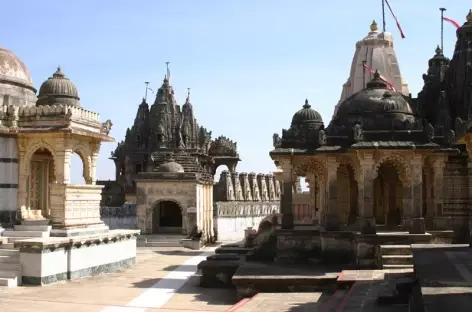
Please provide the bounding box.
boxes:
[214,171,281,202]
[0,104,101,125]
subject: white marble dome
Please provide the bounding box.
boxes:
[0,46,37,106]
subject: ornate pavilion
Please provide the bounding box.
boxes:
[271,12,472,236]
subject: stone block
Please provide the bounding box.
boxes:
[180,238,203,250]
[197,260,240,288]
[320,231,355,264]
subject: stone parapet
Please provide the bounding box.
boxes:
[14,230,139,285]
[214,171,281,202]
[214,201,279,217]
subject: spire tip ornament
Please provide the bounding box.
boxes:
[370,20,378,32]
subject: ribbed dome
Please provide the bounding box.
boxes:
[291,99,323,125]
[0,47,35,90]
[157,159,185,173]
[334,71,415,119]
[36,66,80,107]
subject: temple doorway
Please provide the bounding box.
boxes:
[374,162,403,226]
[28,148,55,219]
[153,200,182,233]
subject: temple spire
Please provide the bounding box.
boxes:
[186,87,191,103]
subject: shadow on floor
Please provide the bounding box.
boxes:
[154,250,203,256]
[131,276,237,306]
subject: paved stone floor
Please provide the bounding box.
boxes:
[0,246,237,312]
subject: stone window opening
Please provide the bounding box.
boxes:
[135,163,142,174]
[27,148,55,219]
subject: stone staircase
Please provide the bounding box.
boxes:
[0,220,51,287]
[137,234,186,247]
[378,245,413,270]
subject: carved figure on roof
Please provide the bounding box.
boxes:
[273,133,282,148]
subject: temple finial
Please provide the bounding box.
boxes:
[467,9,472,23]
[186,88,191,102]
[53,65,64,77]
[303,99,311,109]
[370,20,378,32]
[374,69,381,79]
[435,45,442,56]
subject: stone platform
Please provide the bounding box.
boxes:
[13,229,140,285]
[410,244,472,312]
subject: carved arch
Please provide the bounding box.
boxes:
[24,140,58,180]
[337,155,360,182]
[374,153,412,183]
[294,158,326,182]
[71,143,92,184]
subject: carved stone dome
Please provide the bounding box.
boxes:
[36,66,80,107]
[332,71,418,131]
[291,99,323,125]
[0,47,34,89]
[157,159,185,173]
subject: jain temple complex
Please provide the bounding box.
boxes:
[1,8,472,299]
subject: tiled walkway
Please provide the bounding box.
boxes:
[0,246,236,312]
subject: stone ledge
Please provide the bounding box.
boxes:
[14,229,140,252]
[22,257,136,285]
[180,238,203,250]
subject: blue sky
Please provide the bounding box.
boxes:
[2,1,468,183]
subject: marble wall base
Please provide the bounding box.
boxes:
[16,230,139,285]
[50,223,110,237]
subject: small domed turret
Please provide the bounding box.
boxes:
[291,99,323,125]
[36,66,80,107]
[157,158,184,173]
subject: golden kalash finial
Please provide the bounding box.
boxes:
[467,9,472,23]
[370,20,378,31]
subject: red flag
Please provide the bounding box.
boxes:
[384,0,406,39]
[362,63,397,91]
[442,17,460,29]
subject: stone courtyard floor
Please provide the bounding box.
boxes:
[0,245,237,312]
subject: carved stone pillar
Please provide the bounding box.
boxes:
[358,155,376,234]
[280,177,294,229]
[55,150,72,184]
[429,157,446,228]
[409,157,425,234]
[90,142,100,185]
[322,158,339,231]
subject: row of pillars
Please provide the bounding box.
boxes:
[279,156,447,235]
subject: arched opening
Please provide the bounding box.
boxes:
[214,164,229,182]
[336,164,358,226]
[29,148,55,218]
[70,152,86,184]
[153,200,182,233]
[374,162,403,226]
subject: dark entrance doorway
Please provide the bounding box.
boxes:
[154,201,182,233]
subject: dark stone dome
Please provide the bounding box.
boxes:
[36,66,80,107]
[331,71,419,131]
[157,159,184,173]
[291,99,323,125]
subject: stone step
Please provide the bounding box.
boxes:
[380,245,411,256]
[0,243,14,249]
[0,255,19,264]
[14,224,51,232]
[143,242,183,247]
[319,289,349,312]
[382,264,414,270]
[0,269,20,279]
[21,220,50,226]
[382,255,413,266]
[8,237,34,243]
[0,249,19,257]
[0,276,20,287]
[0,262,20,271]
[2,230,48,238]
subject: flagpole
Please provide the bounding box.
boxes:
[382,0,386,32]
[440,8,446,52]
[144,81,149,102]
